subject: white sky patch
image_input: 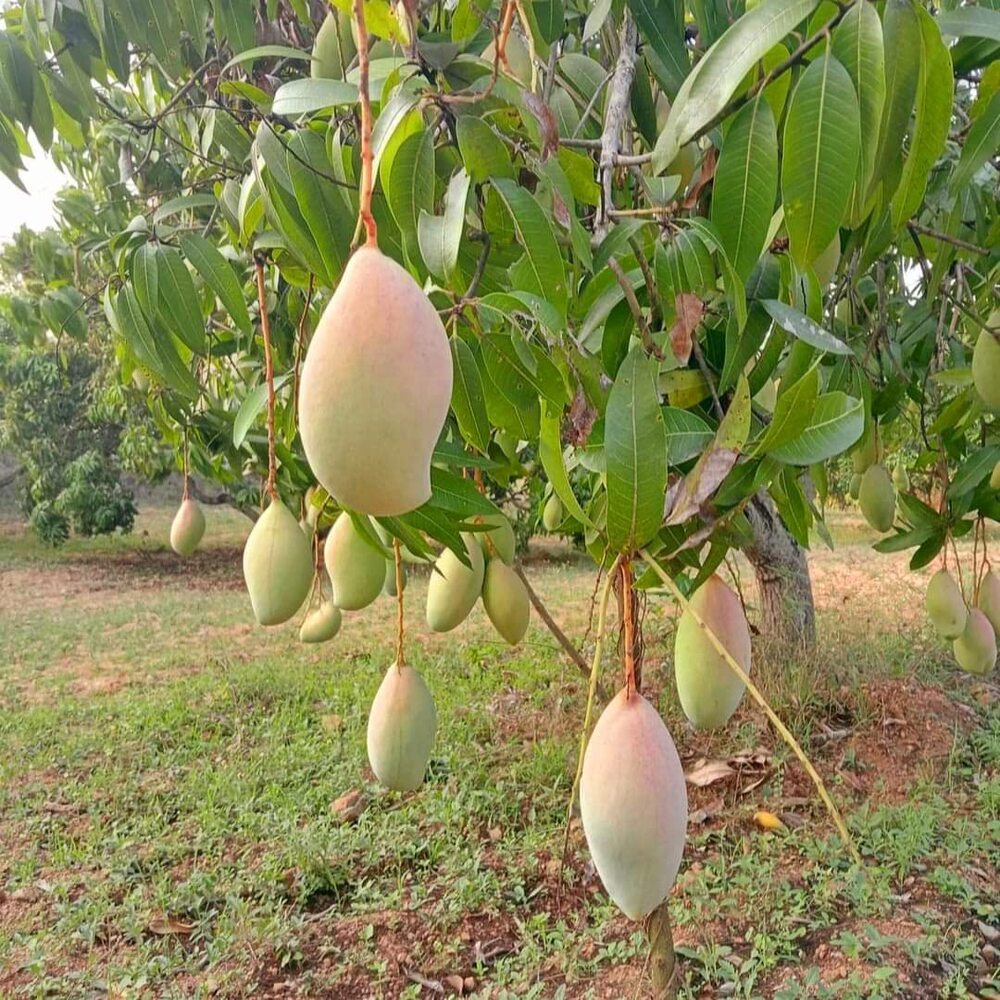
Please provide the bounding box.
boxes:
[0,146,65,243]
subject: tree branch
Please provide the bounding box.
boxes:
[908,221,990,257]
[594,13,638,243]
[187,480,259,522]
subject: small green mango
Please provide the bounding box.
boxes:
[478,512,516,564]
[673,575,750,730]
[972,329,1000,412]
[892,462,910,492]
[953,609,997,676]
[991,459,1000,490]
[851,423,880,473]
[324,514,386,611]
[426,533,485,632]
[926,569,967,639]
[243,499,314,626]
[482,559,530,645]
[170,498,205,557]
[848,472,862,500]
[299,600,342,643]
[382,559,407,597]
[859,464,895,533]
[542,493,563,531]
[367,664,437,791]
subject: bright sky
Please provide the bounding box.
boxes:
[0,147,64,243]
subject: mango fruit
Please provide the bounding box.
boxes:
[991,459,1000,490]
[674,574,751,730]
[243,499,314,626]
[851,423,881,473]
[325,513,386,610]
[859,464,895,533]
[892,462,910,492]
[978,569,1000,635]
[426,533,485,632]
[953,608,997,675]
[579,689,687,920]
[383,560,406,597]
[848,472,862,500]
[812,234,841,287]
[299,600,342,643]
[299,247,453,516]
[478,512,516,564]
[926,569,968,639]
[972,329,1000,412]
[170,498,205,557]
[367,664,437,791]
[482,558,530,645]
[311,11,355,80]
[542,493,563,531]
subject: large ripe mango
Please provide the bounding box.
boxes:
[859,464,895,533]
[972,329,1000,412]
[324,514,386,611]
[673,575,751,730]
[926,569,968,639]
[978,569,1000,635]
[953,608,997,676]
[170,498,205,557]
[299,247,453,516]
[299,600,342,643]
[311,11,355,80]
[478,512,516,564]
[367,663,437,791]
[580,689,687,920]
[482,558,530,645]
[426,533,485,632]
[243,499,314,626]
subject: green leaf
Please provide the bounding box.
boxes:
[418,169,470,284]
[755,368,820,455]
[891,9,953,229]
[157,248,206,354]
[428,467,498,516]
[662,407,714,465]
[869,0,921,199]
[286,130,353,280]
[949,446,1000,499]
[233,372,292,447]
[115,288,197,397]
[371,93,421,179]
[450,337,490,453]
[130,243,159,318]
[213,0,257,54]
[937,7,1000,44]
[271,78,357,116]
[769,391,863,465]
[605,346,668,552]
[387,127,435,268]
[951,90,1000,190]
[539,401,596,530]
[221,44,310,73]
[710,96,777,282]
[781,47,860,269]
[716,374,751,452]
[153,194,218,222]
[179,234,252,337]
[831,1,885,222]
[627,0,689,100]
[330,0,404,43]
[762,300,852,355]
[652,0,820,172]
[480,337,540,439]
[490,178,568,318]
[456,116,514,183]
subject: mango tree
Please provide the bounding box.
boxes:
[0,0,997,992]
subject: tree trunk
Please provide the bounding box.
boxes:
[744,491,816,650]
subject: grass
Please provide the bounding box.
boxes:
[0,507,998,999]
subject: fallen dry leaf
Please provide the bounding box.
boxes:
[320,713,343,732]
[688,795,725,825]
[148,913,196,936]
[669,293,704,364]
[685,758,734,787]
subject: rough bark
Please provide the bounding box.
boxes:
[744,491,816,649]
[646,902,679,999]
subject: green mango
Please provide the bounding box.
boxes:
[482,558,530,645]
[542,493,563,531]
[858,464,895,533]
[953,609,997,675]
[367,664,437,791]
[426,533,485,632]
[972,328,1000,411]
[926,569,967,639]
[299,600,342,643]
[324,514,386,611]
[243,499,313,626]
[170,498,205,557]
[478,511,516,564]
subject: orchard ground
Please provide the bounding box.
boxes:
[0,507,997,1000]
